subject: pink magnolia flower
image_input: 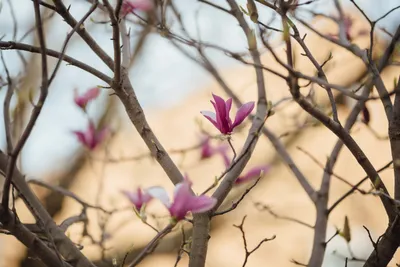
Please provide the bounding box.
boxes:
[235,166,270,184]
[200,136,229,160]
[122,0,153,15]
[147,180,217,221]
[73,121,108,150]
[74,87,100,110]
[201,94,255,135]
[122,188,153,211]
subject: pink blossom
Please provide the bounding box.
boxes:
[221,153,269,184]
[122,188,153,211]
[122,0,153,15]
[200,136,229,160]
[220,148,232,167]
[328,15,353,41]
[73,121,108,150]
[201,94,254,135]
[235,166,270,184]
[343,16,353,41]
[147,180,217,221]
[74,87,100,110]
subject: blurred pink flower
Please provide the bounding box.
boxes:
[343,16,353,41]
[328,15,354,41]
[73,121,108,150]
[220,148,231,167]
[122,188,153,211]
[200,136,229,160]
[221,153,269,184]
[235,166,270,184]
[148,179,217,221]
[74,87,100,110]
[201,94,254,135]
[122,0,153,15]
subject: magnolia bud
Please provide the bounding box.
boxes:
[246,0,258,23]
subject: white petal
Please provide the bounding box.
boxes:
[200,111,217,121]
[147,186,171,207]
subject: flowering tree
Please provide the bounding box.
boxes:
[0,0,399,267]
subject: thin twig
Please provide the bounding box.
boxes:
[214,176,262,216]
[0,41,112,84]
[2,0,49,212]
[0,52,14,153]
[233,215,276,267]
[254,202,314,229]
[127,224,174,267]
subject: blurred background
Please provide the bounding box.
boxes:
[0,0,399,178]
[0,1,400,267]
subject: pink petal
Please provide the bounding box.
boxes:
[72,122,108,150]
[122,0,153,15]
[214,143,229,154]
[235,165,270,184]
[73,96,85,109]
[220,150,231,167]
[95,127,109,146]
[73,131,87,145]
[74,87,100,109]
[225,98,233,124]
[83,87,100,101]
[231,101,255,130]
[86,122,97,149]
[200,111,220,130]
[186,196,217,214]
[212,94,227,118]
[199,137,230,160]
[344,16,353,30]
[212,94,230,134]
[200,137,214,159]
[141,193,153,204]
[132,0,154,11]
[122,188,153,211]
[169,182,193,219]
[122,190,140,208]
[183,174,193,186]
[147,186,171,208]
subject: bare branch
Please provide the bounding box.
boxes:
[127,224,174,267]
[254,202,314,229]
[233,215,276,267]
[214,176,262,216]
[2,0,50,213]
[0,41,113,84]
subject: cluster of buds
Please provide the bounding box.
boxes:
[72,87,108,150]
